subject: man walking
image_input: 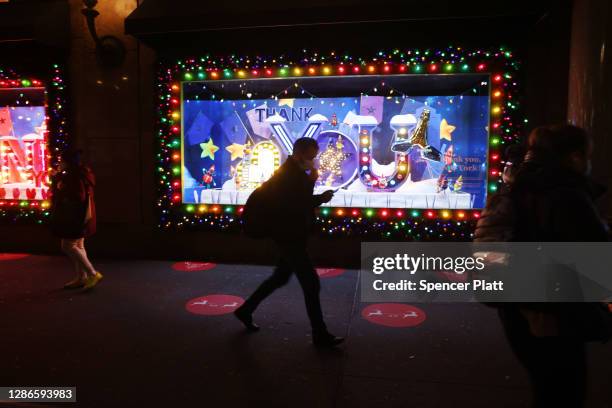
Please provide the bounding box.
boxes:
[235,137,344,348]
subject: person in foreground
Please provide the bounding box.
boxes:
[50,149,102,291]
[478,125,609,408]
[235,137,343,347]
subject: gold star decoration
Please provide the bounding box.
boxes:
[200,138,219,160]
[225,143,246,161]
[440,119,456,141]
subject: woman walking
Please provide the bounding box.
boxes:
[50,149,102,290]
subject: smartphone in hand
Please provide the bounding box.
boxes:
[321,189,335,203]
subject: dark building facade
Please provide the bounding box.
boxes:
[1,0,610,267]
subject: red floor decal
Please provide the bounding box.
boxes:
[316,267,346,278]
[185,295,244,315]
[0,253,30,261]
[361,303,426,328]
[172,261,217,272]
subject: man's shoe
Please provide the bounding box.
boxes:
[234,307,260,332]
[313,332,345,348]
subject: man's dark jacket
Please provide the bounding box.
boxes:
[249,156,325,243]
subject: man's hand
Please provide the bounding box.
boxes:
[320,189,334,203]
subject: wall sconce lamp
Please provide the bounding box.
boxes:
[82,0,127,67]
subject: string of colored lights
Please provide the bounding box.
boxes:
[156,46,524,239]
[0,65,67,224]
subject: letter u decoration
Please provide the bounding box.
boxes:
[358,112,420,192]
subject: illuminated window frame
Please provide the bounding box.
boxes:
[156,48,523,239]
[0,65,67,223]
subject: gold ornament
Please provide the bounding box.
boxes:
[409,109,431,147]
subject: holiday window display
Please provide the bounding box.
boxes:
[181,80,489,210]
[0,101,48,201]
[0,66,66,223]
[157,47,523,239]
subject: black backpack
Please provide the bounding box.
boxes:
[241,182,276,239]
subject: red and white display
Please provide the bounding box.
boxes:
[0,89,49,201]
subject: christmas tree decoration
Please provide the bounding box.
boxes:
[318,136,349,186]
[155,47,523,239]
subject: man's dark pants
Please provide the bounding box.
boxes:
[240,240,327,333]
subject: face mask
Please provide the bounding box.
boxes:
[299,159,315,170]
